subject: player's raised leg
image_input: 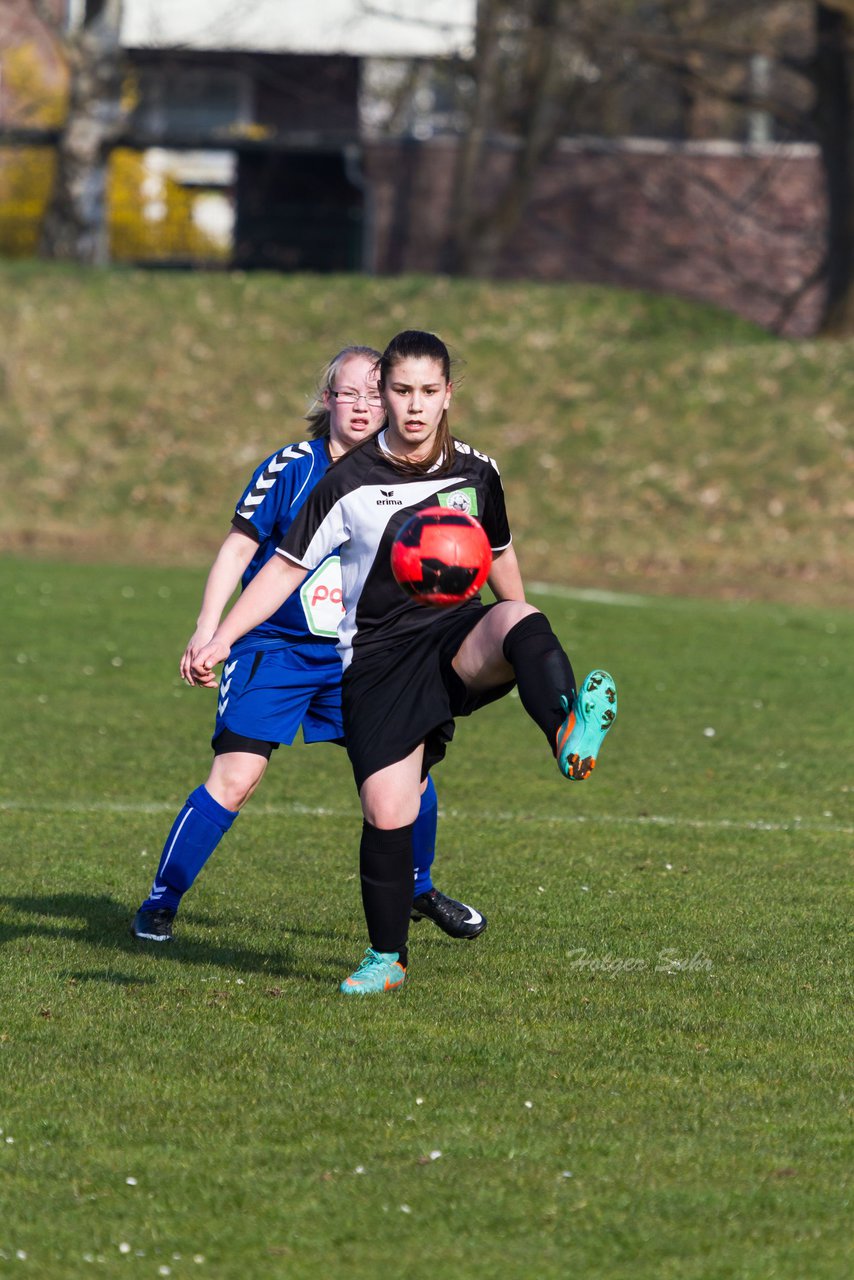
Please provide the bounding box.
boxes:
[455,605,617,780]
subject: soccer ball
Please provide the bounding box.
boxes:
[390,506,492,607]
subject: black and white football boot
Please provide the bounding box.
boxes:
[410,889,487,940]
[130,908,176,942]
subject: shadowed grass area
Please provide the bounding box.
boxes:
[1,558,850,1277]
[1,263,851,604]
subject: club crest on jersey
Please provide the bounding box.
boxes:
[376,488,403,506]
[438,487,478,517]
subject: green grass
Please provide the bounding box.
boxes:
[1,263,852,604]
[1,557,851,1278]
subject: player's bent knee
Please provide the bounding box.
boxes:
[494,600,539,631]
[206,754,268,811]
[459,601,540,675]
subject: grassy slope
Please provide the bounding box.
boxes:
[1,559,851,1278]
[0,262,852,605]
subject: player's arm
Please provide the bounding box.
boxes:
[190,553,309,687]
[480,460,522,603]
[180,529,259,685]
[487,544,526,603]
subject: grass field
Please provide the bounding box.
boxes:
[2,556,850,1278]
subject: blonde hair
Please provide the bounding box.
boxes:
[305,345,382,439]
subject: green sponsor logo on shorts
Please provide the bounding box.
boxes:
[438,487,478,517]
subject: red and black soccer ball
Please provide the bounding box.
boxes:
[390,506,493,608]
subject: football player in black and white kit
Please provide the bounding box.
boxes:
[130,345,486,946]
[192,331,617,995]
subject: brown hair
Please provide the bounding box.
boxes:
[378,330,455,474]
[305,345,382,439]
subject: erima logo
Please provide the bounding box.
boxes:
[376,488,402,506]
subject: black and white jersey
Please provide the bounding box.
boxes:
[277,430,512,671]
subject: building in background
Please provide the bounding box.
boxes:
[0,0,475,268]
[0,1,827,335]
[117,0,475,269]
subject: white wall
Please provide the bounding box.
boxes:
[123,0,475,57]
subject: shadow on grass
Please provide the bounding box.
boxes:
[64,969,157,986]
[0,891,341,980]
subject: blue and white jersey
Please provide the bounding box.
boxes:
[231,437,342,648]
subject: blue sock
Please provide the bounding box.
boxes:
[140,785,238,915]
[412,775,438,898]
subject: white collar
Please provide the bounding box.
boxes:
[378,428,446,473]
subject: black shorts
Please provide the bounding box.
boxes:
[342,602,515,790]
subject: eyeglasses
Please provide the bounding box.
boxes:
[330,390,384,407]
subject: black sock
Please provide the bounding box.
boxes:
[359,820,414,966]
[502,613,576,752]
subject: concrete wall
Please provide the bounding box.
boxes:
[364,137,827,337]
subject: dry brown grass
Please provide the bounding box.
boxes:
[2,263,851,606]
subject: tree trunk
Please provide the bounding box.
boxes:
[462,0,569,277]
[816,2,854,332]
[443,0,503,274]
[38,0,125,263]
[445,0,575,278]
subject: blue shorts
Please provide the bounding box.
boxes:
[213,641,343,747]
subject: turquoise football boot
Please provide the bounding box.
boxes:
[340,947,407,995]
[555,670,617,780]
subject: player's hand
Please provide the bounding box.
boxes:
[189,637,231,688]
[180,627,216,685]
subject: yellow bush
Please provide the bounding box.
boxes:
[0,149,56,256]
[109,149,231,263]
[0,40,230,264]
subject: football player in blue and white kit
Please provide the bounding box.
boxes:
[131,346,487,944]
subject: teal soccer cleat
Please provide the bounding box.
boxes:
[555,670,617,781]
[340,947,407,995]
